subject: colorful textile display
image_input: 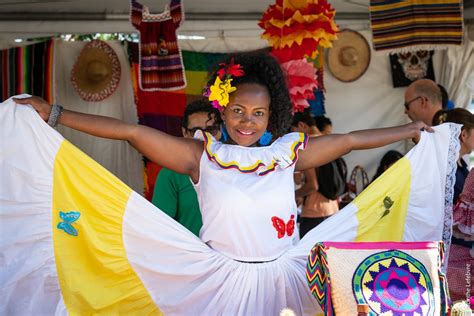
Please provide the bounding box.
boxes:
[0,96,459,315]
[129,44,225,129]
[306,242,449,315]
[390,50,436,87]
[130,0,186,91]
[370,0,464,53]
[0,39,53,103]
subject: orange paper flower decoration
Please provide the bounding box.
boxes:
[259,0,339,60]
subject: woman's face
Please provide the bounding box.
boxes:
[221,83,271,147]
[461,128,474,156]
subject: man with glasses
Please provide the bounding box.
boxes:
[152,100,221,236]
[404,78,443,125]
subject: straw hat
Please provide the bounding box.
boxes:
[327,29,370,82]
[71,40,121,102]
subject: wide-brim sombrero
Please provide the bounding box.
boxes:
[71,40,121,102]
[327,29,371,83]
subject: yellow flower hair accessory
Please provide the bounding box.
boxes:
[205,58,244,110]
[209,76,237,109]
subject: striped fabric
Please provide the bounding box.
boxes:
[0,40,53,103]
[370,0,464,52]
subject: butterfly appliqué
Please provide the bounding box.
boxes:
[57,211,81,236]
[271,215,295,239]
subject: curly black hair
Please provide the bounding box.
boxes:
[207,51,292,140]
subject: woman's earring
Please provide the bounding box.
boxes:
[221,124,229,142]
[258,131,273,146]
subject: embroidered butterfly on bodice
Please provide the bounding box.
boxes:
[271,215,295,239]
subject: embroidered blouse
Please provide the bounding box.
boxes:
[194,131,308,261]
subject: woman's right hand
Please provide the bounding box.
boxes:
[407,121,434,144]
[13,96,52,121]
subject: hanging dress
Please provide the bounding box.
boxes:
[130,0,186,91]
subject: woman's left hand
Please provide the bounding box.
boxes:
[13,96,52,121]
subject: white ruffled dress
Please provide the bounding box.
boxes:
[0,96,458,316]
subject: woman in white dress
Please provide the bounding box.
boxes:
[10,51,433,315]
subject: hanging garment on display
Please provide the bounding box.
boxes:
[130,0,186,91]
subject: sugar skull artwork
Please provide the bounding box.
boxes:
[390,50,435,88]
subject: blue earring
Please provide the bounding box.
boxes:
[258,131,273,146]
[221,124,229,142]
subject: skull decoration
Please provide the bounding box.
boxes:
[396,50,430,81]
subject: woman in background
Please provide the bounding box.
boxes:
[433,108,474,303]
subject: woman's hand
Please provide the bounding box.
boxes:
[408,121,434,144]
[13,96,52,121]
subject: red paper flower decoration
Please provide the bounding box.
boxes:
[278,57,318,113]
[259,0,339,60]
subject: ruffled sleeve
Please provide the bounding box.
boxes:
[195,131,308,176]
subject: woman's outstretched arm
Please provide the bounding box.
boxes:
[14,96,203,181]
[296,121,431,171]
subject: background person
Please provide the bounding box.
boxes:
[433,108,474,303]
[371,150,404,182]
[404,78,442,126]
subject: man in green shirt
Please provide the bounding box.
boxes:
[152,100,221,236]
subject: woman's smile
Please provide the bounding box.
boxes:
[222,83,271,147]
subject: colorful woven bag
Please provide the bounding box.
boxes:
[306,241,449,315]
